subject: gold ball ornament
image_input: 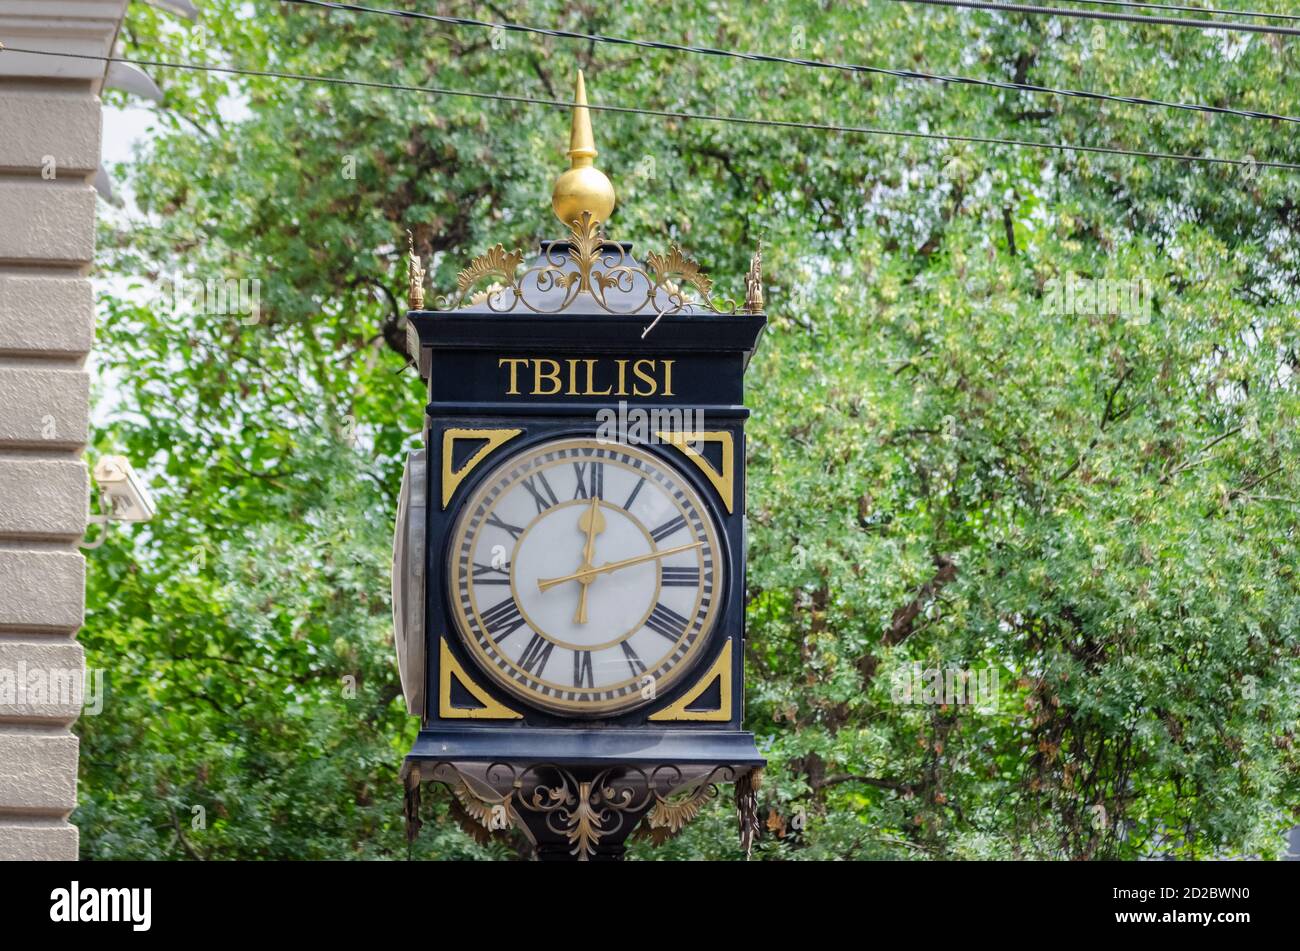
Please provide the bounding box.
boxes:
[552,165,616,228]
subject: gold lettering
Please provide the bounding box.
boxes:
[632,359,658,397]
[499,358,528,396]
[501,357,680,398]
[533,359,562,396]
[584,359,612,396]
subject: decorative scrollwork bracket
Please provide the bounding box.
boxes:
[403,760,761,861]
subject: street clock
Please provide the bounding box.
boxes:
[393,71,766,860]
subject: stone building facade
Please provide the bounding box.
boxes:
[0,0,129,861]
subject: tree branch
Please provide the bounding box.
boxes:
[1159,425,1243,485]
[815,774,918,795]
[885,554,958,648]
[351,275,411,362]
[168,804,207,861]
[857,555,958,685]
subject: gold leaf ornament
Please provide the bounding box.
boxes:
[567,782,606,859]
[646,245,713,298]
[455,244,524,297]
[450,777,519,835]
[640,783,718,841]
[568,210,606,291]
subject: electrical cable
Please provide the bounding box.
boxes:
[879,0,1300,36]
[277,0,1300,125]
[1049,0,1300,23]
[3,44,1295,171]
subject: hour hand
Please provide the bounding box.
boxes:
[574,498,605,624]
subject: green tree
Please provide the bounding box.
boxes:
[84,0,1299,859]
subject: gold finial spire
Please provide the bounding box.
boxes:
[567,69,597,163]
[406,229,424,310]
[744,240,764,314]
[551,69,616,228]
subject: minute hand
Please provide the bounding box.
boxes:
[537,541,703,593]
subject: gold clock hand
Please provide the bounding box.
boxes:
[537,541,703,593]
[573,497,605,624]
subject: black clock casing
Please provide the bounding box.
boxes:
[401,269,766,771]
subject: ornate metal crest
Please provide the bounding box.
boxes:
[425,213,762,337]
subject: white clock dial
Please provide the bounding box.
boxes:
[448,437,723,716]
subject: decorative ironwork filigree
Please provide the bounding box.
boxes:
[407,760,757,860]
[517,763,745,859]
[432,213,749,335]
[516,764,650,860]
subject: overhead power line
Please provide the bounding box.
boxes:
[278,0,1300,125]
[1050,0,1300,23]
[3,45,1296,172]
[883,0,1300,35]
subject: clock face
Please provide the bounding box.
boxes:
[448,437,724,716]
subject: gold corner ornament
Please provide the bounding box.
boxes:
[440,427,522,508]
[406,229,424,310]
[438,638,523,720]
[648,639,733,722]
[655,430,736,513]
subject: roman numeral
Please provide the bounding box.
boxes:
[471,562,511,584]
[572,461,604,500]
[649,514,687,542]
[485,512,524,540]
[521,472,559,513]
[481,597,527,641]
[518,633,555,676]
[646,602,690,642]
[620,641,647,677]
[573,650,594,689]
[660,566,700,587]
[623,476,646,510]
